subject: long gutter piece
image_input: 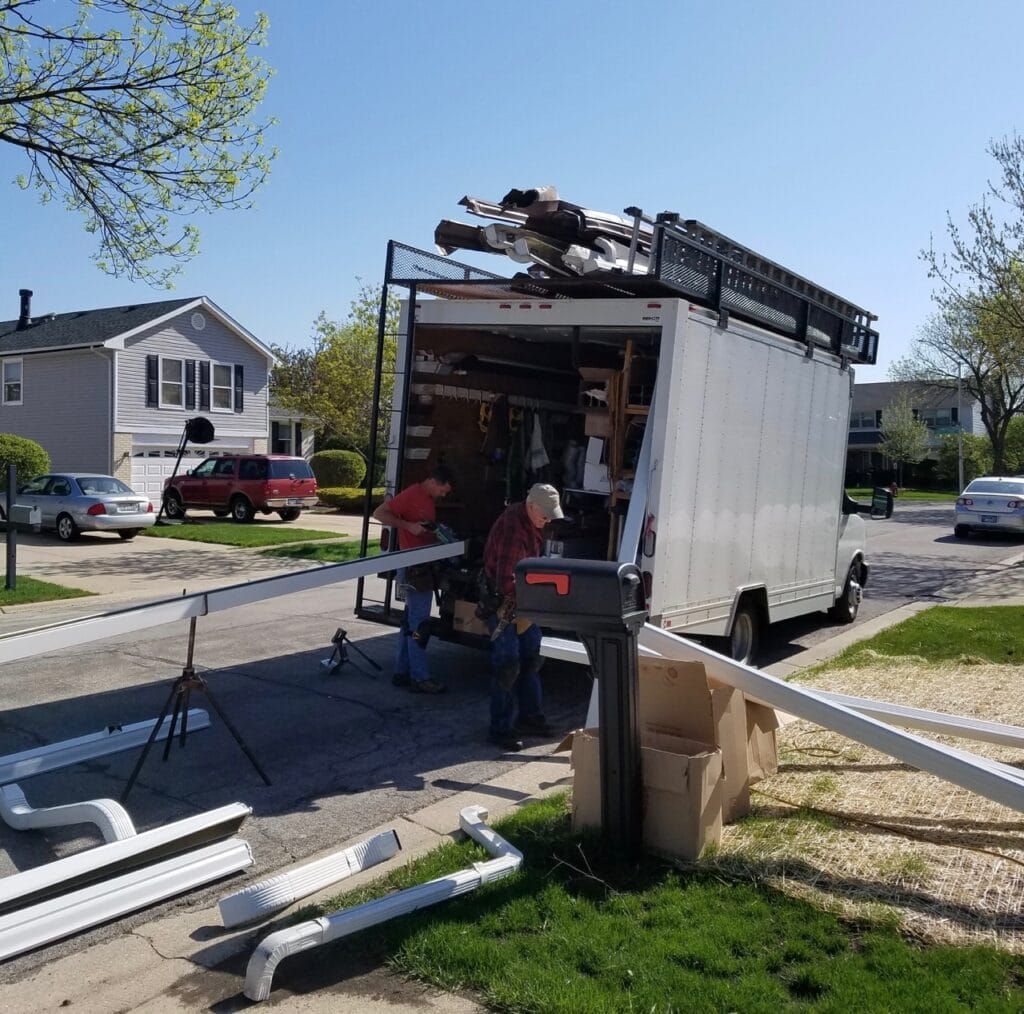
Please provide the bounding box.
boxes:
[0,802,251,914]
[0,709,211,785]
[0,783,136,843]
[244,805,522,1002]
[0,542,465,667]
[219,828,401,928]
[0,838,252,961]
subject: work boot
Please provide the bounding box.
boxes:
[409,678,447,695]
[392,673,412,688]
[487,731,524,752]
[515,714,553,737]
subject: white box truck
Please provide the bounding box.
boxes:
[356,216,887,662]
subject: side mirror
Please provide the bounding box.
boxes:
[870,487,894,520]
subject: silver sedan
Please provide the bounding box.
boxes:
[10,473,156,541]
[954,476,1024,539]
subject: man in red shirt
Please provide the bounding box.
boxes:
[481,483,564,750]
[373,465,455,693]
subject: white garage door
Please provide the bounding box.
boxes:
[130,453,189,501]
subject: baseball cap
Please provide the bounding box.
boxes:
[526,483,564,521]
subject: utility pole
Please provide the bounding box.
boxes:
[957,366,965,492]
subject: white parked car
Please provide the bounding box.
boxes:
[11,473,156,542]
[954,477,1024,538]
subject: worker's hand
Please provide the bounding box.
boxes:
[404,521,427,536]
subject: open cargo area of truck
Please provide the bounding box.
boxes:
[356,191,881,651]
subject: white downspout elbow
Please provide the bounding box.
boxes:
[0,783,136,843]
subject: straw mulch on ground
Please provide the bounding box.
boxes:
[716,656,1024,951]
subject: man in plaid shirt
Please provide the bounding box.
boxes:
[482,483,564,751]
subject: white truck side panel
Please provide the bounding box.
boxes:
[649,311,849,633]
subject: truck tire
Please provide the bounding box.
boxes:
[728,602,761,666]
[163,491,185,519]
[828,563,862,624]
[277,508,301,521]
[231,496,255,523]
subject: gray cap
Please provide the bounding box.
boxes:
[526,483,564,521]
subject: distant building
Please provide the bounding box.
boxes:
[846,381,980,485]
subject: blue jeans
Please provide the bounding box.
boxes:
[487,616,543,735]
[395,576,434,684]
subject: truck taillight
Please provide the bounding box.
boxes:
[957,497,973,506]
[642,570,653,599]
[87,503,106,516]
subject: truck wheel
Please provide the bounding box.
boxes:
[231,496,255,523]
[728,603,761,666]
[828,563,862,624]
[954,525,970,539]
[163,491,185,519]
[278,508,301,521]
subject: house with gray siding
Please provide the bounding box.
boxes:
[0,290,275,500]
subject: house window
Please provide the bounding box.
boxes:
[2,359,23,405]
[271,420,293,455]
[212,363,234,411]
[159,357,184,407]
[849,410,880,429]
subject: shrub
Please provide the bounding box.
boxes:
[317,434,362,454]
[317,487,385,513]
[310,449,366,488]
[0,434,50,488]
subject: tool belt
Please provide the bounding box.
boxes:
[475,570,504,620]
[403,563,436,593]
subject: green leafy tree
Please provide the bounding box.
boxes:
[271,284,399,456]
[1003,415,1024,474]
[934,432,993,488]
[878,391,930,485]
[0,1,274,286]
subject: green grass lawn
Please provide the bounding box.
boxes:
[298,795,1024,1012]
[848,487,960,502]
[141,522,340,548]
[261,540,379,563]
[815,605,1024,670]
[0,575,92,606]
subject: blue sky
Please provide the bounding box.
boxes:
[2,0,1023,380]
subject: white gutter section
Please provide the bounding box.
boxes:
[0,802,251,912]
[0,783,136,843]
[0,838,252,961]
[541,629,1024,812]
[0,542,465,666]
[0,710,211,785]
[244,805,522,1002]
[219,828,401,928]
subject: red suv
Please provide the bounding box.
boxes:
[163,455,318,523]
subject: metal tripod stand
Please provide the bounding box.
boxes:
[319,627,383,679]
[121,617,272,802]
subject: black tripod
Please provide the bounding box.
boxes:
[121,617,272,802]
[320,627,383,679]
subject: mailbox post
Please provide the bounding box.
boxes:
[515,558,647,856]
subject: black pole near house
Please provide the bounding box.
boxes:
[5,465,16,591]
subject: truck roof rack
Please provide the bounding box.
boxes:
[385,224,879,366]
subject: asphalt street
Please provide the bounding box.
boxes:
[0,500,1019,982]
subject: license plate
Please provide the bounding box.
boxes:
[118,505,139,514]
[980,514,997,523]
[286,498,304,506]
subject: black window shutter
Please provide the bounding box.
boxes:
[146,355,158,406]
[233,364,244,413]
[185,360,196,410]
[199,361,210,411]
[294,421,303,456]
[271,420,281,451]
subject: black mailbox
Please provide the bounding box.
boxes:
[515,558,647,856]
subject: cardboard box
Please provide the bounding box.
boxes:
[639,658,752,822]
[584,410,611,438]
[570,727,723,862]
[451,599,489,638]
[744,698,780,783]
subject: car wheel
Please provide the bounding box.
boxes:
[278,508,301,522]
[213,508,230,518]
[56,513,81,542]
[828,563,862,624]
[118,529,142,541]
[163,491,185,519]
[728,602,761,666]
[231,496,255,523]
[954,524,970,539]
